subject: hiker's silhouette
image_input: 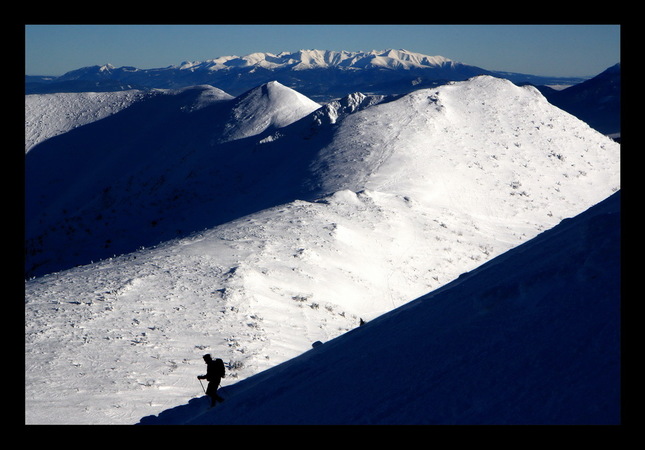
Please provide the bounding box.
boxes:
[197,354,225,407]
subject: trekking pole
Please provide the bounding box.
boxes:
[198,378,206,394]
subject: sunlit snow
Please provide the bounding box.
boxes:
[25,76,620,424]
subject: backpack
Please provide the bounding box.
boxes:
[215,358,226,378]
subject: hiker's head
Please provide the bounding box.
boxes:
[203,354,212,362]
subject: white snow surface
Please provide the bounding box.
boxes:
[25,90,150,152]
[142,190,620,425]
[220,81,320,142]
[24,86,235,152]
[179,49,456,72]
[24,76,620,424]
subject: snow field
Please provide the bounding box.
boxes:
[25,76,619,424]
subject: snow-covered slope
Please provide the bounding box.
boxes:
[25,76,620,424]
[25,90,152,152]
[219,80,321,142]
[180,49,459,72]
[539,63,621,136]
[303,76,618,209]
[25,82,319,278]
[141,190,620,425]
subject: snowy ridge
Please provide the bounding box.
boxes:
[25,86,234,152]
[304,76,618,215]
[25,76,620,424]
[25,90,152,152]
[179,49,457,72]
[142,191,620,425]
[25,82,319,279]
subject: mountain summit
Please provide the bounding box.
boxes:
[220,81,321,142]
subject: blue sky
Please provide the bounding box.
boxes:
[25,24,620,78]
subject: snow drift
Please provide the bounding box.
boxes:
[25,76,620,424]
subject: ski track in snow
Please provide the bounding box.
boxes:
[24,76,620,424]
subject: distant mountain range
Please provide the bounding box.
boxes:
[26,48,588,101]
[25,49,620,136]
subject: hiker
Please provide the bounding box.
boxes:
[197,354,225,407]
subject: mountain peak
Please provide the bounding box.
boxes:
[220,80,320,142]
[370,49,454,67]
[237,80,319,108]
[184,49,457,72]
